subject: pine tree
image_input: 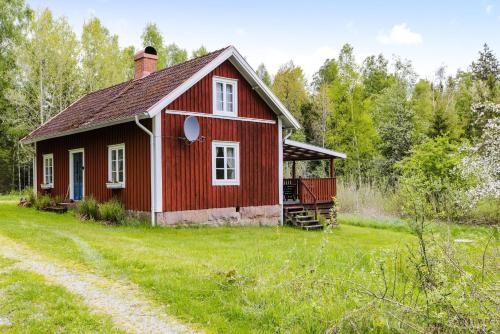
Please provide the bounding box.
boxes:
[471,44,500,82]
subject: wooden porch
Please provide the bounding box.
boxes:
[282,139,346,229]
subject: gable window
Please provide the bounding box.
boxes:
[107,144,125,188]
[42,154,54,188]
[213,77,238,116]
[212,141,240,185]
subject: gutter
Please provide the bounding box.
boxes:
[134,115,156,227]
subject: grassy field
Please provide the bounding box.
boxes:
[0,199,494,333]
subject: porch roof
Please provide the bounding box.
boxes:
[283,139,347,161]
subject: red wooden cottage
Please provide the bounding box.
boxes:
[22,46,345,227]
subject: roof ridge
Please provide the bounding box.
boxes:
[132,46,231,84]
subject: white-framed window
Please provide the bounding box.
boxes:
[42,154,54,187]
[213,76,238,117]
[107,144,125,187]
[212,141,240,186]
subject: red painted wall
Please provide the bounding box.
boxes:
[167,61,276,120]
[36,121,151,211]
[163,60,279,211]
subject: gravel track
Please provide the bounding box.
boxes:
[0,235,199,334]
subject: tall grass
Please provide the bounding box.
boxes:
[337,179,398,220]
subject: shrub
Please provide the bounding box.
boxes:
[75,196,99,220]
[98,198,125,224]
[34,194,51,210]
[395,136,471,221]
[317,213,327,227]
[27,190,36,206]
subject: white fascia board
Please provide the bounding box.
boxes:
[284,139,347,159]
[146,46,301,130]
[229,49,301,130]
[146,47,235,118]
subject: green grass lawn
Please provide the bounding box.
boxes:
[0,201,494,333]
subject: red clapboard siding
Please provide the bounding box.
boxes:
[166,60,275,120]
[162,115,278,211]
[36,121,151,211]
[162,60,279,211]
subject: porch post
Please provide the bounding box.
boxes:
[330,158,334,177]
[278,118,284,226]
[33,142,37,197]
[292,160,296,179]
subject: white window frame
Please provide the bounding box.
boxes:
[107,143,126,188]
[212,141,240,186]
[212,76,238,117]
[42,153,54,188]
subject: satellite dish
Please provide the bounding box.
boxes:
[183,116,200,142]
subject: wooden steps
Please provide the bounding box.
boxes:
[44,206,68,214]
[284,206,323,230]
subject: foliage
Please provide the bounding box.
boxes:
[191,45,208,58]
[141,22,196,69]
[461,116,500,204]
[315,45,379,182]
[98,198,125,224]
[81,17,130,93]
[0,0,30,193]
[396,137,470,221]
[329,196,338,225]
[342,219,499,332]
[256,63,272,87]
[471,43,499,92]
[33,193,51,210]
[272,61,309,122]
[75,195,99,220]
[372,80,415,184]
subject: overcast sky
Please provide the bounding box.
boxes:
[27,0,500,82]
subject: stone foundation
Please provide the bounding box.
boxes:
[156,205,281,227]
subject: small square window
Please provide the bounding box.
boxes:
[212,141,240,186]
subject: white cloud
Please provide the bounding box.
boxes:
[486,5,493,13]
[377,23,423,46]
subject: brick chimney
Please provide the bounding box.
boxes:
[134,46,158,80]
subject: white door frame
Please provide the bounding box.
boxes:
[69,148,85,200]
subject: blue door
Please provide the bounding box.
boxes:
[73,152,83,200]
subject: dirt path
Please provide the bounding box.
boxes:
[0,235,199,334]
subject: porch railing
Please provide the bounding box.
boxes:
[283,177,337,205]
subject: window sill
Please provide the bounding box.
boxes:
[106,182,125,189]
[213,181,240,186]
[40,183,53,190]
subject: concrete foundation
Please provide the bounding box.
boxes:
[155,205,281,227]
